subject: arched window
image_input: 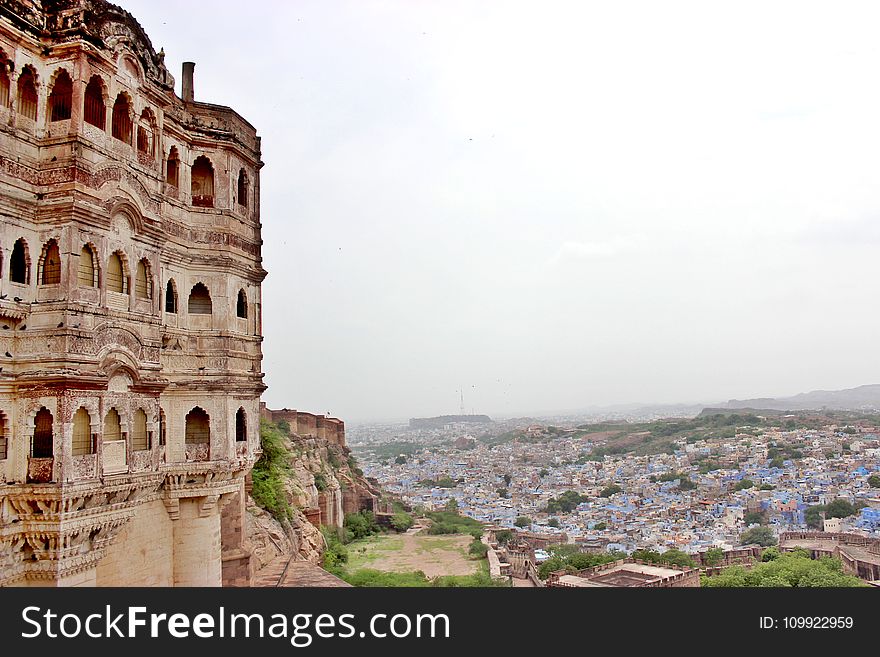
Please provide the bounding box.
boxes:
[166,146,179,188]
[132,409,148,451]
[191,155,214,207]
[0,412,7,460]
[111,93,132,143]
[237,169,248,207]
[72,407,94,456]
[135,258,152,300]
[236,289,248,319]
[17,66,37,121]
[0,62,9,109]
[10,238,29,284]
[235,407,247,442]
[185,407,210,444]
[188,282,212,314]
[49,69,72,121]
[103,408,122,442]
[106,252,127,293]
[78,245,98,287]
[137,108,155,156]
[165,279,178,313]
[84,76,106,129]
[32,408,53,458]
[39,239,61,285]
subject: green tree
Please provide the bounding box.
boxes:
[600,484,622,498]
[825,498,857,519]
[445,498,459,512]
[805,504,825,530]
[734,479,754,491]
[593,521,607,530]
[503,474,512,487]
[761,547,780,562]
[547,517,560,528]
[343,510,380,540]
[394,455,407,465]
[496,487,510,499]
[390,512,414,532]
[703,547,725,567]
[744,511,765,526]
[514,516,531,528]
[494,529,514,545]
[868,475,880,488]
[468,539,489,558]
[703,552,865,587]
[741,526,777,547]
[539,468,549,478]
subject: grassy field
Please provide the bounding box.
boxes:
[343,533,476,578]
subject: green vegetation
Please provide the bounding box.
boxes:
[805,498,863,529]
[702,547,725,567]
[761,547,780,562]
[545,490,589,513]
[321,526,349,572]
[251,420,293,524]
[547,517,560,528]
[425,509,484,536]
[537,545,621,579]
[313,472,328,491]
[630,548,695,568]
[677,477,697,491]
[343,566,507,587]
[702,552,867,587]
[759,484,775,491]
[344,510,381,541]
[868,475,880,488]
[495,487,510,498]
[600,484,622,497]
[592,522,607,530]
[418,476,457,488]
[733,479,754,491]
[502,474,512,487]
[744,511,766,526]
[494,529,514,545]
[539,468,549,478]
[468,539,489,558]
[394,455,407,465]
[514,515,531,528]
[740,526,777,547]
[390,512,414,532]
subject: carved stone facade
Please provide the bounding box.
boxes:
[0,1,265,586]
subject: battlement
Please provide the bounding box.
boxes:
[260,403,346,448]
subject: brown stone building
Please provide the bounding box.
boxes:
[0,1,264,586]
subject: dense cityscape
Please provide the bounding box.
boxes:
[352,410,880,557]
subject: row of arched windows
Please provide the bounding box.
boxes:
[0,57,252,211]
[4,238,250,322]
[0,63,158,154]
[165,151,249,210]
[4,237,152,297]
[24,405,248,459]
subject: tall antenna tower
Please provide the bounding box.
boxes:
[460,388,465,415]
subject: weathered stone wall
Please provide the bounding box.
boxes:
[0,0,264,587]
[96,498,173,586]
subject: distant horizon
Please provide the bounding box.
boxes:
[339,379,880,426]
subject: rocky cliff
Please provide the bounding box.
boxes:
[246,420,381,573]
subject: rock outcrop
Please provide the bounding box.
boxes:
[246,421,382,570]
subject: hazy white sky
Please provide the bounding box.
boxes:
[125,1,880,422]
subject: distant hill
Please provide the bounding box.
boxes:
[721,384,880,412]
[409,415,493,429]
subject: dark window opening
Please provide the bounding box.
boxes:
[84,76,106,129]
[40,239,61,285]
[49,70,72,121]
[32,408,53,458]
[10,238,28,284]
[165,279,178,313]
[185,407,210,444]
[235,407,247,442]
